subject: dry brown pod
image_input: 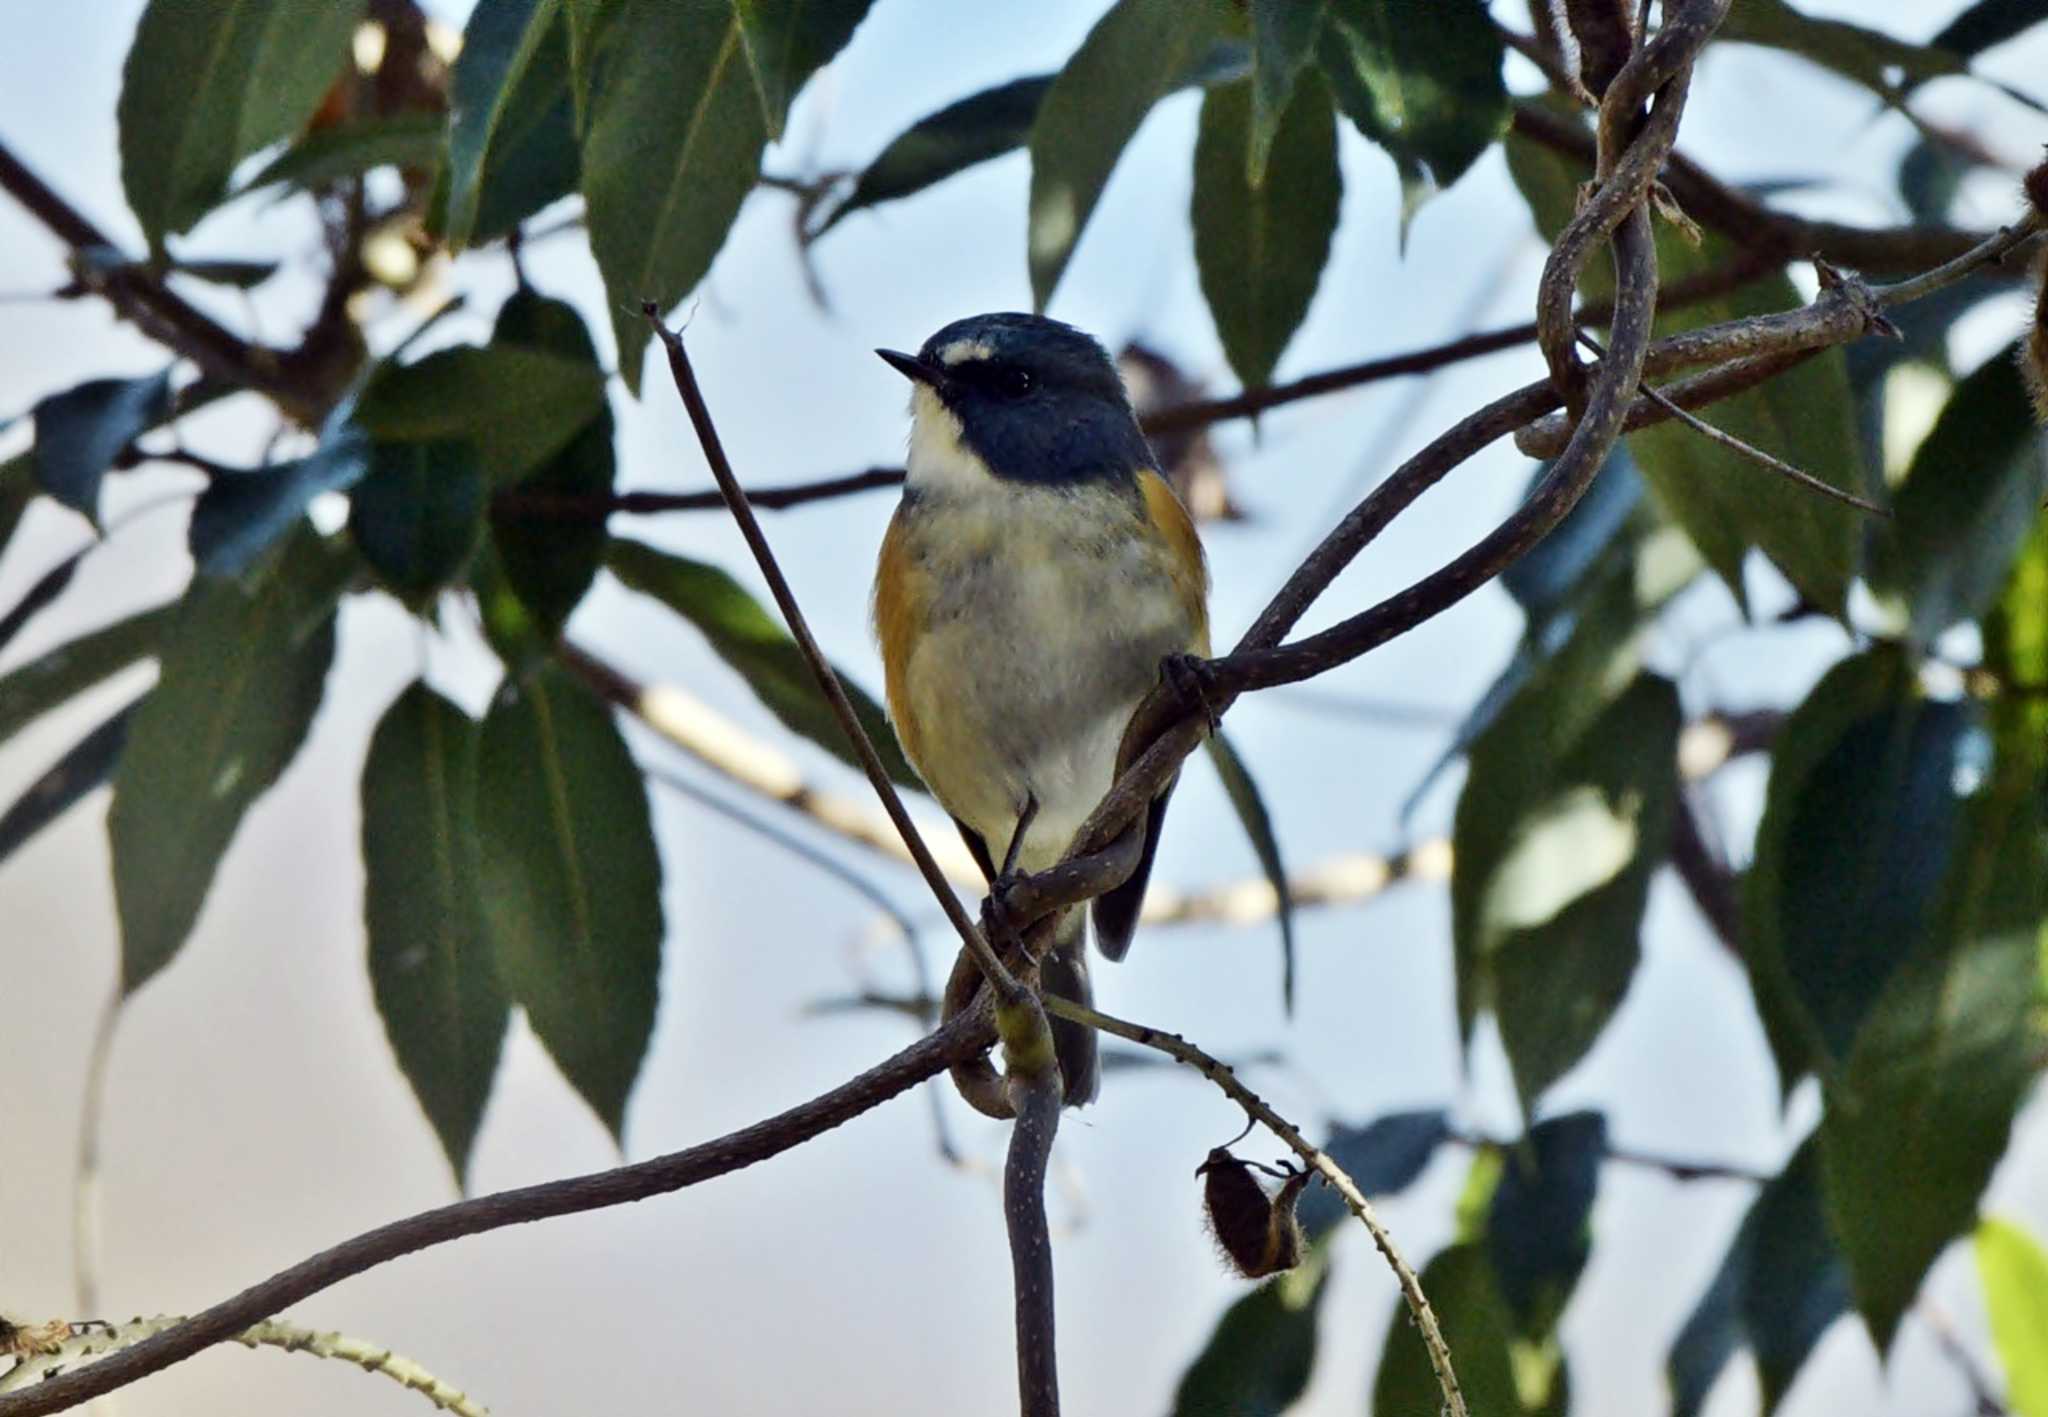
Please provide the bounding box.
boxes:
[1196,1147,1312,1280]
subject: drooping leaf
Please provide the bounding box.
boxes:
[235,113,447,200]
[1171,1249,1330,1417]
[350,440,488,602]
[816,76,1053,234]
[1372,1242,1535,1417]
[1298,1108,1447,1237]
[1717,0,1967,101]
[31,369,174,519]
[1507,117,1864,615]
[1191,73,1341,391]
[1204,729,1296,1011]
[1819,773,2046,1353]
[1247,0,1327,186]
[1667,1138,1849,1417]
[733,0,875,140]
[0,703,134,867]
[0,453,35,563]
[1870,343,2048,646]
[470,536,554,675]
[583,0,768,390]
[117,0,366,246]
[110,533,345,993]
[0,605,174,745]
[605,536,919,789]
[487,290,613,640]
[1978,1218,2048,1417]
[1932,0,2048,61]
[442,0,564,250]
[188,426,372,577]
[0,555,80,659]
[355,344,605,484]
[1499,449,1645,619]
[363,682,508,1184]
[475,663,663,1138]
[1486,1111,1605,1340]
[1027,0,1230,309]
[1319,0,1508,227]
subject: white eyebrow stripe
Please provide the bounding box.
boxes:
[937,339,996,366]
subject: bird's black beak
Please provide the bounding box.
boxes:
[876,348,948,390]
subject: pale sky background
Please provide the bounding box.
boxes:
[3,3,2047,1416]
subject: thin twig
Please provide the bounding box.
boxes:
[1044,997,1466,1417]
[71,991,119,1320]
[1444,1126,1772,1184]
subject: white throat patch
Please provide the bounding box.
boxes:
[904,384,995,495]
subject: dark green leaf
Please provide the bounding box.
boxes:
[583,0,768,390]
[1871,344,2048,646]
[606,536,919,789]
[1507,118,1864,615]
[1668,1138,1849,1417]
[734,0,875,140]
[1171,1250,1329,1417]
[167,257,281,289]
[1027,0,1230,309]
[1986,506,2048,754]
[817,76,1052,234]
[117,0,366,246]
[32,369,174,518]
[1717,0,1966,100]
[351,440,488,600]
[1487,1111,1605,1339]
[488,291,613,640]
[0,605,174,745]
[471,533,555,675]
[0,556,80,658]
[236,113,446,199]
[1373,1243,1530,1417]
[443,0,564,249]
[189,427,371,577]
[0,703,134,866]
[1320,0,1507,226]
[1204,729,1295,1011]
[1896,137,1971,226]
[1977,1218,2048,1417]
[1819,774,2045,1353]
[1500,449,1645,618]
[476,662,663,1138]
[1932,0,2048,60]
[1191,73,1341,391]
[0,453,35,563]
[356,344,605,484]
[1247,0,1327,186]
[363,682,508,1184]
[110,533,344,993]
[1298,1108,1446,1237]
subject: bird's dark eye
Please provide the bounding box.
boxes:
[993,365,1035,399]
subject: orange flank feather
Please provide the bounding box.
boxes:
[871,508,929,775]
[1139,468,1212,658]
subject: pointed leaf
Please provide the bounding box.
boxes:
[111,533,344,993]
[733,0,875,140]
[32,369,174,518]
[1932,0,2048,60]
[235,113,446,199]
[1171,1250,1329,1417]
[118,0,366,245]
[606,536,919,789]
[583,0,767,390]
[1486,1111,1605,1340]
[350,439,488,600]
[189,427,372,577]
[356,344,605,484]
[1204,729,1296,1011]
[1500,449,1646,618]
[363,683,508,1184]
[0,703,134,866]
[0,605,174,745]
[1191,73,1341,391]
[476,663,662,1137]
[0,555,81,658]
[0,453,35,563]
[443,0,564,249]
[1027,0,1230,310]
[1978,1218,2048,1417]
[1372,1242,1528,1417]
[1819,774,2045,1353]
[1247,0,1327,186]
[1298,1108,1447,1237]
[818,76,1052,234]
[433,12,580,247]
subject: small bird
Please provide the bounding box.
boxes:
[872,312,1210,1105]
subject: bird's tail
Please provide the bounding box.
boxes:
[1040,907,1099,1106]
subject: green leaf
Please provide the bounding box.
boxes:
[1171,1249,1329,1417]
[110,533,343,993]
[0,555,81,659]
[0,453,35,563]
[356,344,606,485]
[733,0,875,141]
[235,113,446,199]
[606,537,920,789]
[350,440,488,601]
[1717,0,1966,101]
[488,290,614,640]
[1987,506,2048,754]
[1204,730,1296,1011]
[0,704,134,867]
[1486,1111,1605,1340]
[1372,1243,1532,1417]
[476,662,663,1138]
[1933,0,2048,61]
[1027,0,1230,310]
[0,605,174,745]
[363,682,508,1185]
[471,536,555,675]
[1871,344,2048,646]
[32,369,174,519]
[189,427,371,577]
[1319,0,1508,226]
[443,0,564,250]
[1506,117,1864,615]
[117,0,366,246]
[1297,1108,1447,1237]
[816,76,1052,235]
[1978,1218,2048,1417]
[1247,0,1327,186]
[1191,73,1341,391]
[583,0,768,391]
[1667,1138,1849,1417]
[1819,773,2046,1353]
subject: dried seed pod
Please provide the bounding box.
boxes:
[2025,156,2048,426]
[1197,1148,1311,1280]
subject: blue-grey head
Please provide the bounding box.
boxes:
[877,313,1154,491]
